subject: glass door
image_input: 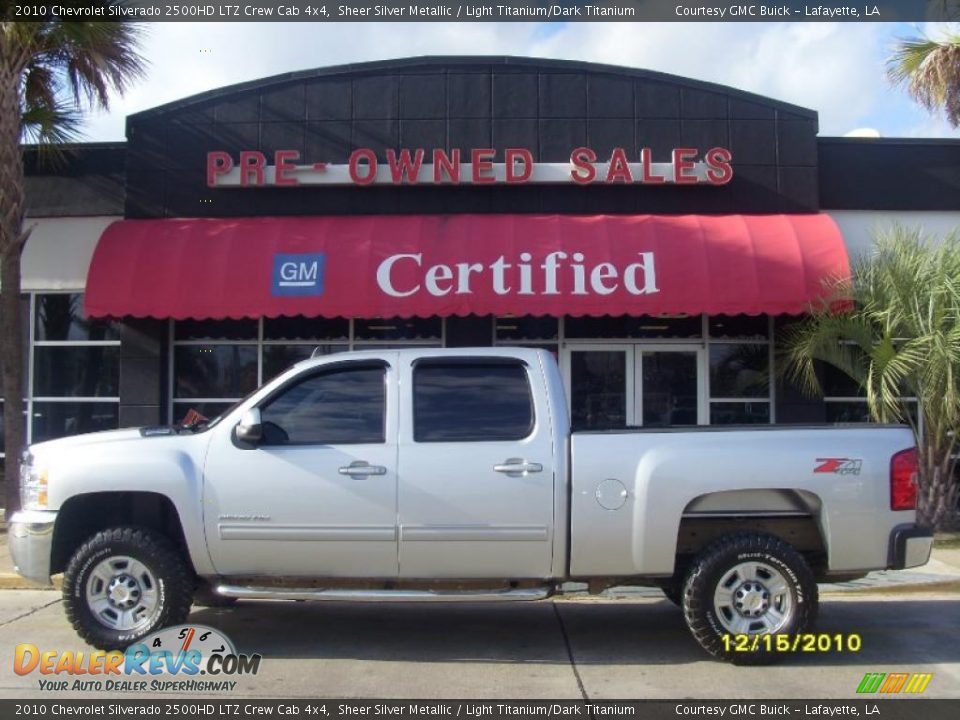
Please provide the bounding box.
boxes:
[564,345,705,429]
[637,348,705,427]
[565,346,634,430]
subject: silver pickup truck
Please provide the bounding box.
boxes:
[9,348,932,663]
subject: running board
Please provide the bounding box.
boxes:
[215,585,553,603]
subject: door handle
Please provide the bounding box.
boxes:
[493,459,543,475]
[338,462,387,477]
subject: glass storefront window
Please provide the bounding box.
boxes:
[34,346,119,397]
[31,401,119,443]
[262,344,349,381]
[263,316,349,341]
[170,318,443,424]
[821,362,866,398]
[495,316,559,341]
[174,319,258,341]
[708,315,768,339]
[34,294,119,342]
[27,293,121,444]
[825,399,918,425]
[709,344,769,398]
[569,350,627,430]
[565,315,702,339]
[824,401,872,423]
[174,345,258,399]
[710,402,771,425]
[172,401,237,425]
[353,317,441,341]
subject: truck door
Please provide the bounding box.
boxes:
[397,355,556,578]
[202,357,399,577]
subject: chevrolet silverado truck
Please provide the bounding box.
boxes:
[9,348,933,663]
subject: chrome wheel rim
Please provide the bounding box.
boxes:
[85,555,159,632]
[713,561,794,635]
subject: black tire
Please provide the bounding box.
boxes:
[193,582,238,608]
[62,527,193,651]
[661,583,683,607]
[682,532,818,665]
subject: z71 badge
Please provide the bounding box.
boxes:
[814,458,863,475]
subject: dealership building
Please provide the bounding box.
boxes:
[5,56,960,454]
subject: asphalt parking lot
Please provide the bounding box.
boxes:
[0,590,957,700]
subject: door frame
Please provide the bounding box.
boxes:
[562,342,707,427]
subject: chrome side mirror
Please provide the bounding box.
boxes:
[236,408,263,444]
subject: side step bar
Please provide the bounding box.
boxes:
[216,585,553,603]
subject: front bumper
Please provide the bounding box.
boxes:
[8,511,57,585]
[888,524,934,570]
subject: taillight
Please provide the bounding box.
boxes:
[890,447,918,511]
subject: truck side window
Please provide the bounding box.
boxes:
[259,365,386,445]
[413,361,534,442]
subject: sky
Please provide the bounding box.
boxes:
[79,21,960,141]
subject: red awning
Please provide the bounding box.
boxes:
[84,214,849,319]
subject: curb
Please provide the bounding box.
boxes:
[0,573,61,591]
[819,579,960,595]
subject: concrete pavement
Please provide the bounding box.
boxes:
[0,590,957,699]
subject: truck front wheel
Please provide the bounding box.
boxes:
[62,527,194,651]
[682,532,818,665]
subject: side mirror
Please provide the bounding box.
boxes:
[235,408,263,445]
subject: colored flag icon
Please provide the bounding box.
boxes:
[857,672,932,694]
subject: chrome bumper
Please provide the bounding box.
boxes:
[8,511,57,585]
[889,524,934,570]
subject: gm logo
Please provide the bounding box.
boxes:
[272,253,325,296]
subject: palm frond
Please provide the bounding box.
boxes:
[20,99,83,165]
[888,32,960,127]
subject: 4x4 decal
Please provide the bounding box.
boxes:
[814,458,863,475]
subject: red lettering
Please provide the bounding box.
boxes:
[705,147,734,185]
[505,148,533,183]
[349,148,378,185]
[471,148,495,184]
[640,147,666,184]
[387,148,425,184]
[206,151,233,187]
[433,149,461,184]
[274,150,300,186]
[605,147,633,184]
[672,148,698,184]
[569,147,597,184]
[239,151,266,187]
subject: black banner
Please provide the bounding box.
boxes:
[4,0,960,22]
[2,700,960,720]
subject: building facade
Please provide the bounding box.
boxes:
[6,56,960,455]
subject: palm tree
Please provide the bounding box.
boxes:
[888,29,960,128]
[1,14,145,511]
[781,226,960,530]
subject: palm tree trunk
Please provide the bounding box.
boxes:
[0,51,28,513]
[918,448,960,530]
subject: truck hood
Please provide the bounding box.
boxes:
[28,427,181,458]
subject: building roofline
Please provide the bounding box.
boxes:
[21,141,127,151]
[127,55,818,122]
[818,136,960,146]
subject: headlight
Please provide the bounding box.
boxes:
[19,451,48,511]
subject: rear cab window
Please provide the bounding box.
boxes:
[413,359,535,442]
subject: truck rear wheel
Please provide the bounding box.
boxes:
[62,527,193,651]
[682,532,817,665]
